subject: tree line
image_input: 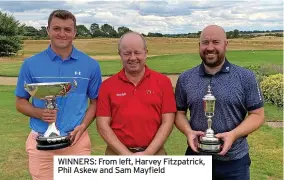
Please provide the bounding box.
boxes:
[20,24,283,40]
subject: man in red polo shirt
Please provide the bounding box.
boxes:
[96,32,176,155]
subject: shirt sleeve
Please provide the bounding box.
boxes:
[87,61,102,99]
[15,60,32,99]
[245,71,264,111]
[96,82,111,117]
[161,76,177,114]
[175,75,188,111]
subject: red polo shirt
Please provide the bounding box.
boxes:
[96,67,176,147]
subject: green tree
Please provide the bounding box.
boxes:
[23,26,39,36]
[0,11,23,56]
[38,26,48,37]
[101,24,117,37]
[147,32,163,37]
[76,25,90,37]
[17,24,26,35]
[232,29,240,38]
[90,23,102,37]
[226,31,233,39]
[117,26,131,37]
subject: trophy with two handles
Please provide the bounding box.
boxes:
[198,84,222,153]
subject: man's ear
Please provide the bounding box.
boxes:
[225,40,229,49]
[46,26,50,37]
[74,29,77,38]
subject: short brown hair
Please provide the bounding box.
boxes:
[48,10,76,28]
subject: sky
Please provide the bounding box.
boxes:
[0,0,283,34]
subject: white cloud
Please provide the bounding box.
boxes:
[0,0,282,33]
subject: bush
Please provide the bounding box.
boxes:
[245,65,263,82]
[260,74,283,107]
[246,64,283,83]
[259,64,283,76]
[0,11,23,56]
[0,35,23,56]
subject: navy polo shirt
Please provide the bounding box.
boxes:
[15,45,102,135]
[175,58,264,161]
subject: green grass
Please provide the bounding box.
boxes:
[248,125,283,180]
[0,50,282,77]
[264,103,283,121]
[0,85,283,180]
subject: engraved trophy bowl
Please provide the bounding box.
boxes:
[198,84,222,154]
[24,80,77,150]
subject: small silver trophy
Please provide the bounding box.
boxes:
[198,84,221,153]
[24,81,77,150]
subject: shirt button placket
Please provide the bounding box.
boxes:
[59,59,64,77]
[57,59,65,129]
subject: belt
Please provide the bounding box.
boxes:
[128,147,147,153]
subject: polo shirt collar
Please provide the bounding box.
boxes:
[46,45,79,61]
[118,65,151,82]
[199,58,231,76]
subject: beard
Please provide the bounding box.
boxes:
[200,49,225,68]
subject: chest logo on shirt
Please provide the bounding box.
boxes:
[146,90,154,94]
[75,71,81,75]
[116,93,126,96]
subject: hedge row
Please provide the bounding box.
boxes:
[246,65,283,107]
[260,74,283,107]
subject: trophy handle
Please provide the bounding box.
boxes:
[59,80,77,96]
[72,79,77,89]
[67,79,77,93]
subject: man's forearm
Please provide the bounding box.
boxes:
[96,120,131,155]
[231,109,265,139]
[16,98,42,119]
[145,113,175,155]
[80,101,97,131]
[175,111,192,137]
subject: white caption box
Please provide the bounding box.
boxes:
[54,155,212,180]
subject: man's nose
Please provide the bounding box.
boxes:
[58,29,66,36]
[207,42,214,51]
[129,52,136,59]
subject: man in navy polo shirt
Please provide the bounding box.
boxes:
[175,25,264,179]
[15,10,101,180]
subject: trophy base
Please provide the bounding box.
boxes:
[198,137,222,154]
[36,135,71,151]
[198,143,221,154]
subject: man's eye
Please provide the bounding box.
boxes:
[213,41,220,44]
[123,52,131,56]
[65,28,71,32]
[202,41,209,45]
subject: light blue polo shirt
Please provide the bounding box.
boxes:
[15,45,102,136]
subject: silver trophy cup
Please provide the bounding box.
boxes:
[198,84,222,153]
[24,81,77,150]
